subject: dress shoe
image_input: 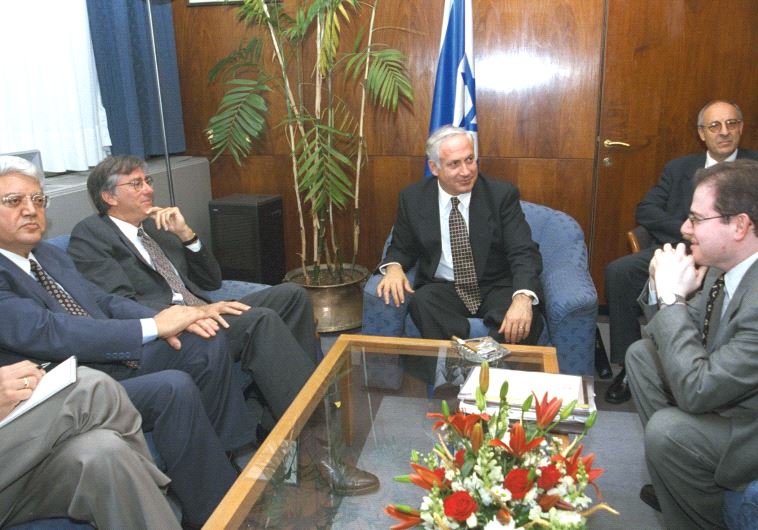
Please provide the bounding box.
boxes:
[605,367,631,404]
[594,327,612,379]
[640,483,661,512]
[317,459,380,496]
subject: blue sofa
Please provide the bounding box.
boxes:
[361,201,598,388]
[8,235,268,529]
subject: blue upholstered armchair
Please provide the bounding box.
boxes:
[361,201,597,388]
[8,235,268,530]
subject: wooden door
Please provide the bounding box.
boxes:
[591,0,758,303]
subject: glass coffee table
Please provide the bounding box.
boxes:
[205,334,558,529]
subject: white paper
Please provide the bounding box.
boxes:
[0,356,78,429]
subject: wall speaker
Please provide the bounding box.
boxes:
[209,194,284,285]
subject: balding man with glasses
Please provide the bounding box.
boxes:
[604,100,758,405]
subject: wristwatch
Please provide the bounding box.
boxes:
[657,292,686,307]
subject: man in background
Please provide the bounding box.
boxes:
[0,362,179,529]
[604,100,758,404]
[627,159,758,527]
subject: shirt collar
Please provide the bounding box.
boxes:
[109,215,141,242]
[0,247,34,274]
[437,182,472,211]
[724,250,758,300]
[705,148,739,168]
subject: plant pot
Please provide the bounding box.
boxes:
[284,264,370,333]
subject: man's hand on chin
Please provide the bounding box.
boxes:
[499,293,534,343]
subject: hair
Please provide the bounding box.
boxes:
[88,155,147,215]
[425,125,475,166]
[694,159,758,236]
[696,99,743,127]
[0,155,43,183]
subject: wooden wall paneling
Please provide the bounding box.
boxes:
[172,0,604,275]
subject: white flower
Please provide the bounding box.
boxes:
[466,512,478,528]
[483,516,516,530]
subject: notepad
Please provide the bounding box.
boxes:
[0,356,78,429]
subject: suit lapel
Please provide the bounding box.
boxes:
[34,246,101,315]
[102,215,153,270]
[468,177,492,279]
[711,260,758,349]
[419,179,442,269]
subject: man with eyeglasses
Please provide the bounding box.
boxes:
[604,99,758,405]
[0,155,258,528]
[68,155,379,496]
[626,159,758,528]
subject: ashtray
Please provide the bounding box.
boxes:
[452,336,510,363]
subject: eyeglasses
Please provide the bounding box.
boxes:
[698,119,742,134]
[115,175,154,191]
[1,193,50,209]
[686,213,737,225]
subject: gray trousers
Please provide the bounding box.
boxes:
[0,367,179,529]
[626,338,728,529]
[227,283,318,419]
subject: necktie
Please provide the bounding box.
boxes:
[30,260,89,316]
[138,228,204,306]
[449,197,481,314]
[701,274,725,346]
[30,260,140,369]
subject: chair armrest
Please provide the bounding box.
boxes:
[361,268,417,337]
[724,479,758,530]
[203,280,270,303]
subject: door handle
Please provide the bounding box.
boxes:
[603,139,631,148]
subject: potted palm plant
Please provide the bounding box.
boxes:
[206,0,413,331]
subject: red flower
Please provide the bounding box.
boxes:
[385,504,422,530]
[443,490,478,521]
[408,463,447,490]
[538,464,562,490]
[533,391,562,430]
[489,421,544,458]
[427,411,490,436]
[556,445,604,495]
[455,449,466,467]
[504,468,533,500]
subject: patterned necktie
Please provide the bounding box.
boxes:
[30,260,140,370]
[30,260,89,316]
[449,197,481,314]
[701,274,725,346]
[138,228,204,306]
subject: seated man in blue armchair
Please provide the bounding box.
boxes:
[68,155,378,496]
[376,125,544,386]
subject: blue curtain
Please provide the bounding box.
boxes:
[86,0,186,158]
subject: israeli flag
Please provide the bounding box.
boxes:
[426,0,477,176]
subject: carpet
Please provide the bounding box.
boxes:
[331,397,664,529]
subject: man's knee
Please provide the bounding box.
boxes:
[644,408,691,465]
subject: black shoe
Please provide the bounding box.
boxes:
[605,367,631,404]
[594,328,612,379]
[317,459,380,496]
[640,483,661,512]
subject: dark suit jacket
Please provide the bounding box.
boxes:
[0,242,154,369]
[639,260,758,489]
[636,149,758,246]
[382,174,543,300]
[68,215,222,310]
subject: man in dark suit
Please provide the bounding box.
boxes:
[604,99,758,404]
[627,159,758,528]
[1,362,179,528]
[377,125,543,384]
[0,155,255,527]
[68,155,378,495]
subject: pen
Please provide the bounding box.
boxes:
[37,362,51,370]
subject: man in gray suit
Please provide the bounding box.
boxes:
[627,159,758,528]
[69,155,378,495]
[1,362,179,528]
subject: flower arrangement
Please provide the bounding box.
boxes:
[385,362,616,529]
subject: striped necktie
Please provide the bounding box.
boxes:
[701,274,725,346]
